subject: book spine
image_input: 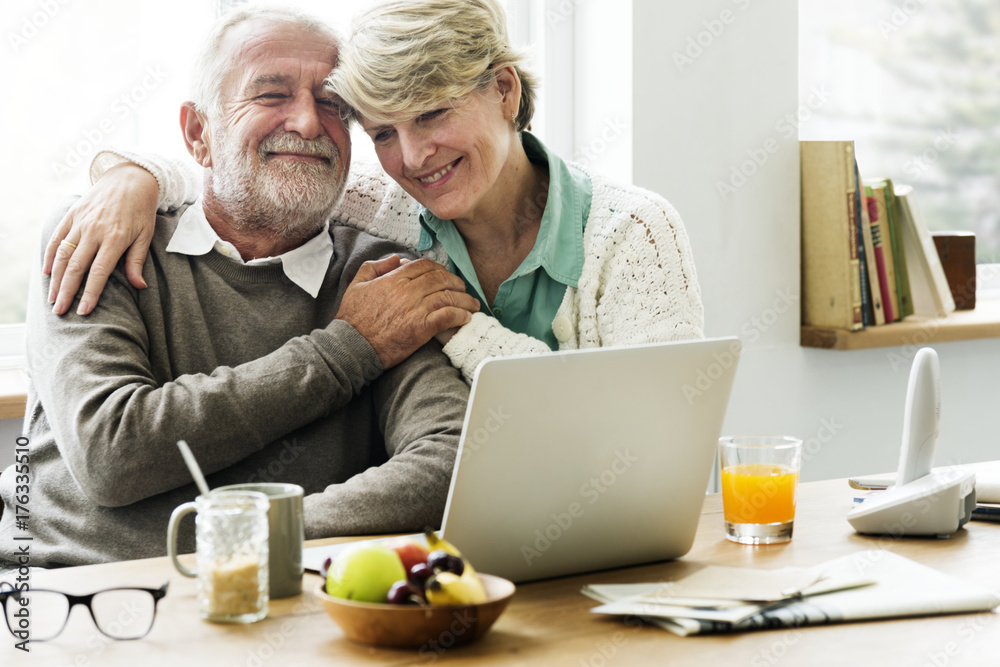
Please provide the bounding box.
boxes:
[859,182,885,325]
[800,141,866,331]
[846,156,865,330]
[867,190,896,323]
[873,187,901,321]
[883,181,914,318]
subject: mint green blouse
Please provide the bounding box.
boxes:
[416,132,593,350]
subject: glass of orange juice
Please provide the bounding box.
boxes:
[718,436,802,544]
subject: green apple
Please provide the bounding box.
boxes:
[325,542,407,603]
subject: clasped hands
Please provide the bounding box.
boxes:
[335,255,479,369]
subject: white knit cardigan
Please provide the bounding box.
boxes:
[93,152,705,382]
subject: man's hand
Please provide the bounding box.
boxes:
[336,256,480,369]
[44,163,158,316]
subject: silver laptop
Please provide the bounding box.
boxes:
[303,337,740,582]
[439,337,740,583]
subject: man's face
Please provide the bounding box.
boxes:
[206,20,351,237]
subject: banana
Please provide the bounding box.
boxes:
[425,531,476,573]
[426,571,488,605]
[424,531,488,605]
[424,530,461,558]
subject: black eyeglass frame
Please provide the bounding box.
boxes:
[0,581,169,641]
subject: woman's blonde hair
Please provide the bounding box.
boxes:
[331,0,537,131]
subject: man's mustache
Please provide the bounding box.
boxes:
[259,133,338,161]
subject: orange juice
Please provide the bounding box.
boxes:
[721,463,798,524]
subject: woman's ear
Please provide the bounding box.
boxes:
[493,65,522,120]
[180,102,212,168]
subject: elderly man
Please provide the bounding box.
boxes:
[0,7,476,570]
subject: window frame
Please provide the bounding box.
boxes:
[977,264,1000,297]
[0,325,25,369]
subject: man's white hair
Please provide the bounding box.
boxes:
[190,6,341,120]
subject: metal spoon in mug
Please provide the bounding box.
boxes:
[176,440,211,498]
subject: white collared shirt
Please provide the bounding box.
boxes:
[165,199,333,298]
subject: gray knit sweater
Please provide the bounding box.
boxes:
[0,201,469,568]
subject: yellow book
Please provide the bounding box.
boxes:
[800,141,865,331]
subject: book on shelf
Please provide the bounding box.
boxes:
[866,185,897,322]
[867,178,915,320]
[800,140,864,331]
[894,184,957,318]
[868,186,903,321]
[858,181,886,325]
[800,142,961,333]
[853,163,873,327]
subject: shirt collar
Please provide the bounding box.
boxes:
[166,199,334,298]
[417,131,586,287]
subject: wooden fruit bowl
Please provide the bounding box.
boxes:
[315,574,515,649]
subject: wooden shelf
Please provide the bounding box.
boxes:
[0,368,28,420]
[801,297,1000,350]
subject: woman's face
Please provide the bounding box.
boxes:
[361,80,518,223]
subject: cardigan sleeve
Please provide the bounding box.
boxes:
[90,149,201,211]
[440,312,551,382]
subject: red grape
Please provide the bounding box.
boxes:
[386,580,420,605]
[428,550,465,576]
[427,550,450,571]
[446,554,464,576]
[409,562,434,587]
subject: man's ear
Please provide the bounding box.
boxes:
[180,102,212,167]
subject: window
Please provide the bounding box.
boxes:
[799,0,1000,271]
[3,0,216,363]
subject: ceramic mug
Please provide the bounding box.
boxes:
[214,483,305,598]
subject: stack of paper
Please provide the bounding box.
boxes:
[972,472,1000,521]
[583,551,998,637]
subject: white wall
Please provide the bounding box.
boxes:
[571,1,632,182]
[619,0,998,482]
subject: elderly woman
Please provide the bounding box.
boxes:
[47,0,703,381]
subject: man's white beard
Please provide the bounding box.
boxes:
[209,127,347,241]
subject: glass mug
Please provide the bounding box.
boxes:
[167,490,270,623]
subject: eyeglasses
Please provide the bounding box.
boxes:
[0,581,168,641]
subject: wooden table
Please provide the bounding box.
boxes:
[5,476,1000,666]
